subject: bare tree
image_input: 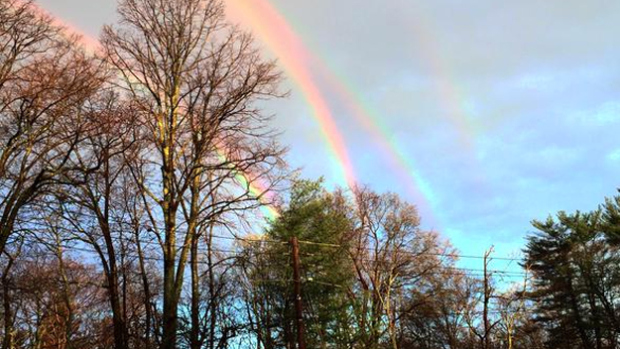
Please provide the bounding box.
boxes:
[101,0,285,347]
[5,249,111,349]
[52,89,141,349]
[348,187,457,349]
[0,0,104,256]
[497,267,530,349]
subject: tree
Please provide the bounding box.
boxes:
[347,187,457,349]
[51,89,142,349]
[101,0,285,347]
[399,267,478,349]
[525,209,620,349]
[238,179,354,349]
[0,245,111,349]
[0,0,104,256]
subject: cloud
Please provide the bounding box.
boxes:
[41,0,620,262]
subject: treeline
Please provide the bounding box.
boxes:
[1,0,620,349]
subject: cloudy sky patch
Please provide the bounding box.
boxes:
[36,0,620,265]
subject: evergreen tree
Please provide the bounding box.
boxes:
[240,179,354,349]
[525,208,620,349]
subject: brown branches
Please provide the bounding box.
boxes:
[100,1,286,347]
[0,0,105,256]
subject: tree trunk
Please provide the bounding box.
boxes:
[162,249,178,349]
[190,236,200,349]
[108,263,128,349]
[207,224,217,349]
[1,256,14,349]
[162,141,179,349]
[135,230,153,347]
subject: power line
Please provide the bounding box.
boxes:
[16,214,523,262]
[8,235,530,281]
[9,228,529,279]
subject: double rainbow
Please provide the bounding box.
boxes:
[35,1,481,226]
[226,0,465,223]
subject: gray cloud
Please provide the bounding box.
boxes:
[37,0,620,259]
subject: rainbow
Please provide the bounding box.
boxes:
[394,4,479,152]
[326,76,439,209]
[314,4,487,219]
[212,147,280,221]
[226,1,358,189]
[32,2,280,221]
[233,171,280,221]
[226,0,451,220]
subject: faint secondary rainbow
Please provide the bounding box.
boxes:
[226,1,357,189]
[227,0,447,221]
[324,74,440,208]
[281,1,488,217]
[394,3,479,153]
[34,3,280,221]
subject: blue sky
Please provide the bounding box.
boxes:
[37,0,620,271]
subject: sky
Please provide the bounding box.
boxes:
[35,0,620,272]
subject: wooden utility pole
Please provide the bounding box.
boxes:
[483,246,494,349]
[290,237,306,349]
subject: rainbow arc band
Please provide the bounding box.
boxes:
[226,0,450,224]
[226,0,358,189]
